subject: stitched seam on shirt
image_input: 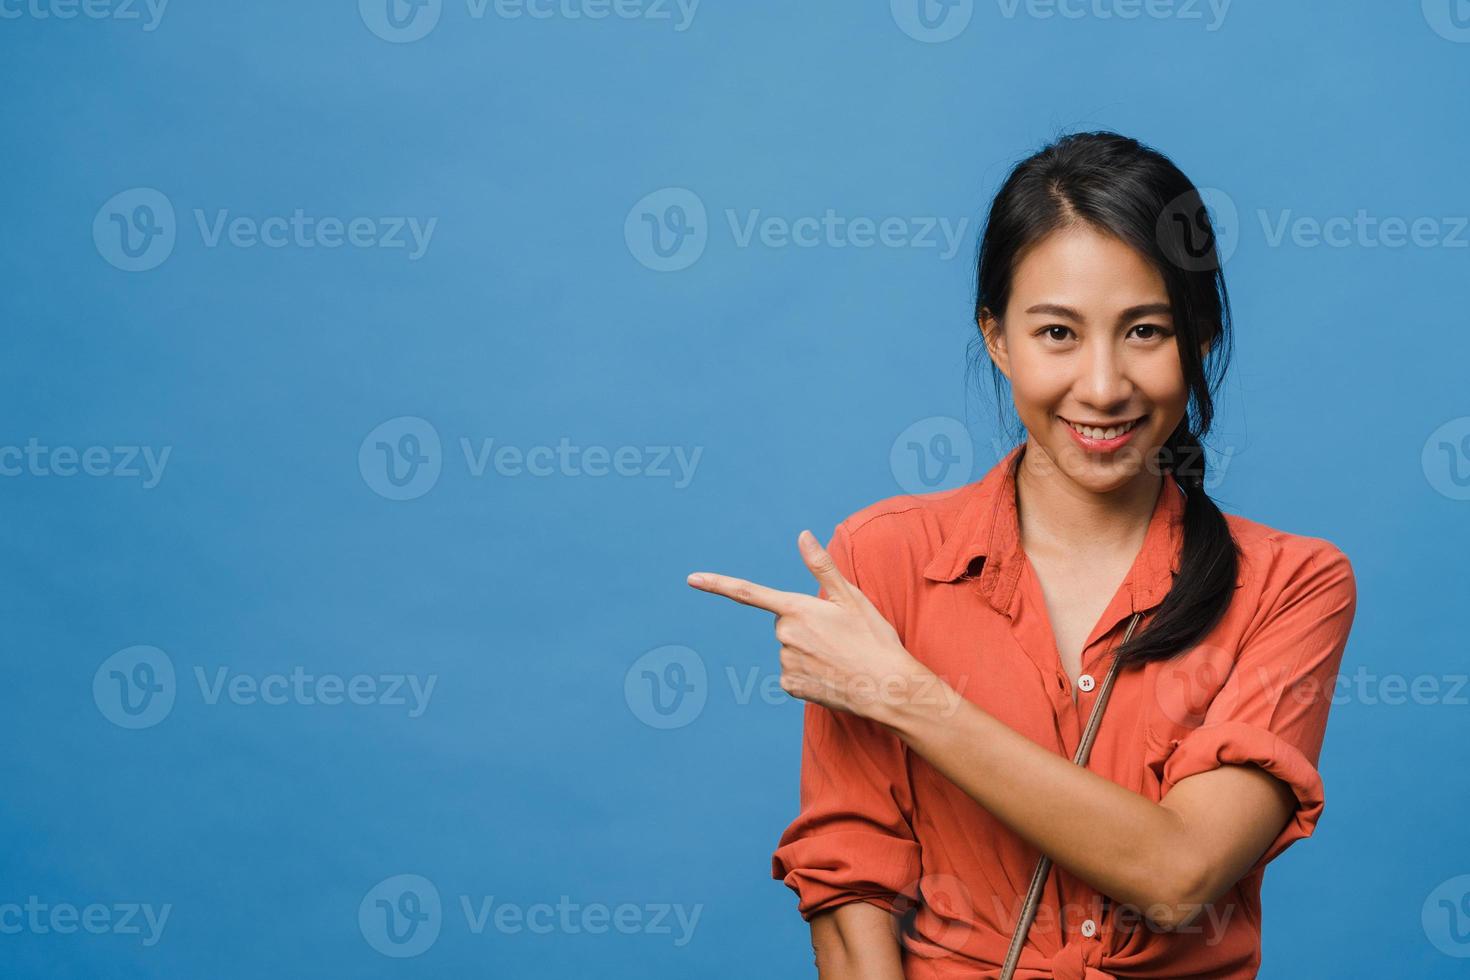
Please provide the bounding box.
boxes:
[839,518,922,834]
[843,502,949,539]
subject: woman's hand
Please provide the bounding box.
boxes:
[686,529,933,722]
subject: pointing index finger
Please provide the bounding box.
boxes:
[686,571,799,614]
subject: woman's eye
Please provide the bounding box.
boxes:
[1131,324,1171,340]
[1043,326,1073,342]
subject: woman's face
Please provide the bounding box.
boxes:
[982,223,1208,495]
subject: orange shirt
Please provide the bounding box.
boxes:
[771,442,1358,979]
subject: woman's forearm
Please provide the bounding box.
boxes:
[872,677,1200,926]
[810,900,906,979]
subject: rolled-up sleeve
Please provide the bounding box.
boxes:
[1161,541,1358,876]
[770,520,923,920]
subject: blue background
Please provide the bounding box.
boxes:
[3,0,1468,976]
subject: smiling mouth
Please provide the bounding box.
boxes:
[1060,415,1146,441]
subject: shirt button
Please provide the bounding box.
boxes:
[1081,918,1098,938]
[1077,673,1096,693]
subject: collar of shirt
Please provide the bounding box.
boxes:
[920,443,1188,621]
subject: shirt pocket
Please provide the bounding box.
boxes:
[1141,642,1239,752]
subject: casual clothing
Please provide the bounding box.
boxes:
[772,443,1358,978]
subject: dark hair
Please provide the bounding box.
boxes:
[967,130,1239,667]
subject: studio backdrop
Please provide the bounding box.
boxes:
[2,1,1466,977]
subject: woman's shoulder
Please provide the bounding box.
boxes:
[1220,509,1357,604]
[835,484,973,547]
[828,484,979,594]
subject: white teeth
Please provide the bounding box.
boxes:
[1067,418,1139,441]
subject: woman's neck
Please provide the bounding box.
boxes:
[1013,440,1163,561]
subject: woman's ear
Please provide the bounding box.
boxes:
[979,310,1011,380]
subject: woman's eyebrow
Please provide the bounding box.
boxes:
[1023,302,1173,321]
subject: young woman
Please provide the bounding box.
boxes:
[686,131,1358,978]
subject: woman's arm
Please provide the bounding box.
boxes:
[810,901,906,979]
[872,689,1294,929]
[691,531,1355,933]
[871,545,1357,929]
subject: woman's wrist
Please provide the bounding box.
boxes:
[865,659,951,735]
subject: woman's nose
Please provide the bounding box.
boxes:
[1075,344,1133,406]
